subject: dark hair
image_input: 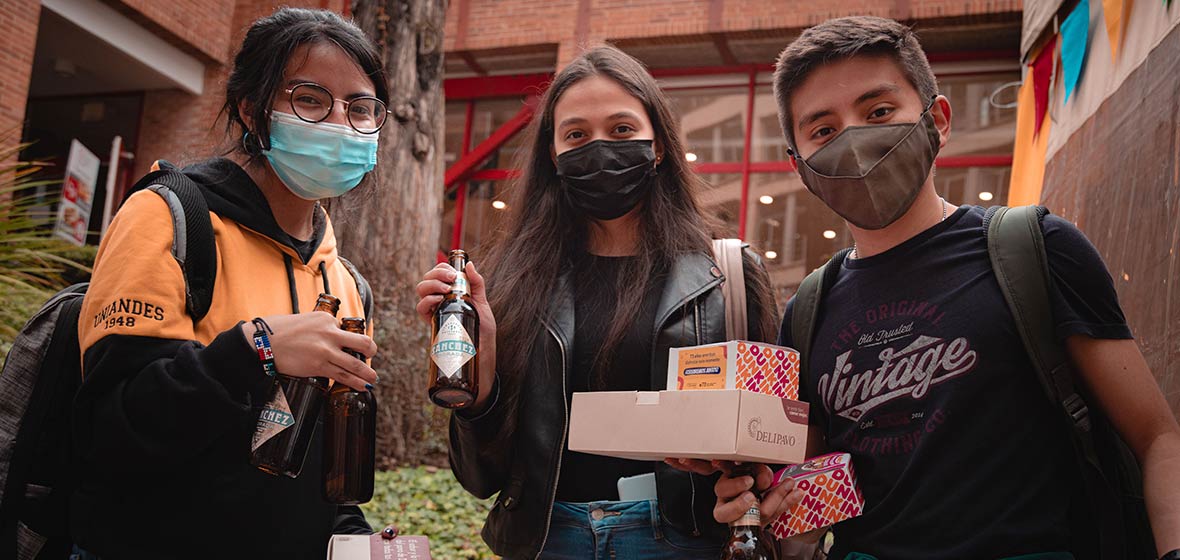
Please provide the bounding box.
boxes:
[221,7,388,157]
[483,45,776,426]
[773,16,937,149]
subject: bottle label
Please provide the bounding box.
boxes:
[251,386,295,452]
[733,505,762,527]
[431,314,476,377]
[452,272,470,295]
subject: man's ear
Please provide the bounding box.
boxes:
[932,95,952,150]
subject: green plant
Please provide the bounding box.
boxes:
[360,467,497,559]
[0,140,95,355]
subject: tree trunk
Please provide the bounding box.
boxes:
[329,0,449,468]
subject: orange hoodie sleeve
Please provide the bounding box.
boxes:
[74,190,273,474]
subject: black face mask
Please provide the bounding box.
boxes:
[556,139,657,221]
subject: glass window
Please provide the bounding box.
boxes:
[936,166,1011,207]
[470,98,530,170]
[443,100,468,169]
[752,83,790,162]
[937,73,1020,157]
[666,87,748,164]
[746,172,851,303]
[459,180,513,258]
[695,173,743,237]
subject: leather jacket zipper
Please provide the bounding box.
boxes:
[535,324,569,559]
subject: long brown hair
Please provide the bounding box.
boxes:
[483,45,775,418]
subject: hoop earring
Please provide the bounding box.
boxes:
[242,131,264,155]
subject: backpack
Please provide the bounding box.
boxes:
[0,162,372,560]
[790,205,1154,559]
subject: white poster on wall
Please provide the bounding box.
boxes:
[54,139,101,246]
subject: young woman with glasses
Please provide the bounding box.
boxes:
[71,8,391,558]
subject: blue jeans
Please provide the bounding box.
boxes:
[70,545,101,560]
[538,500,721,560]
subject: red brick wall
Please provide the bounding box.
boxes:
[1,0,41,154]
[110,0,239,63]
[443,0,1025,65]
[132,0,346,178]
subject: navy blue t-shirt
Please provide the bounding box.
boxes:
[778,206,1132,559]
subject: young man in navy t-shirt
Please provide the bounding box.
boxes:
[675,15,1180,559]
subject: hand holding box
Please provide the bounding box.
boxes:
[767,453,864,539]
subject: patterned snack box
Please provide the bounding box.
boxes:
[767,453,864,539]
[666,341,799,399]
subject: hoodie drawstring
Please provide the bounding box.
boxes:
[284,254,300,314]
[319,261,331,295]
[284,256,333,314]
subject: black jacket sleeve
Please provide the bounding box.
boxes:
[74,327,273,476]
[447,375,512,499]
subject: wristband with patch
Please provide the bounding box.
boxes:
[251,318,277,378]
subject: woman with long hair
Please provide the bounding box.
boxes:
[416,45,777,559]
[71,8,390,558]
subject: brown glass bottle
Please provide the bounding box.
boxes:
[428,250,480,409]
[721,465,776,560]
[323,317,377,504]
[250,293,338,478]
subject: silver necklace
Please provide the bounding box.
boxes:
[850,198,949,260]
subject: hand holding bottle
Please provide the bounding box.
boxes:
[415,260,497,411]
[239,312,378,392]
[713,462,804,528]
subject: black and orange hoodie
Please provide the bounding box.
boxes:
[72,158,373,558]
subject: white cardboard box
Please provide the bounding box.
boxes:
[568,389,810,464]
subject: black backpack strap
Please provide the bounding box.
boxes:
[986,205,1127,557]
[791,248,851,380]
[337,257,373,323]
[125,162,217,322]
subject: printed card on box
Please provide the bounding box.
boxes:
[666,341,799,399]
[767,453,864,539]
[326,535,431,560]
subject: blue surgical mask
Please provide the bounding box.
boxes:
[263,111,378,200]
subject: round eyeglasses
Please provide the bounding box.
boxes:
[283,83,390,134]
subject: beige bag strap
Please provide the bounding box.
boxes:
[711,238,748,341]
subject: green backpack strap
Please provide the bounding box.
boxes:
[985,205,1131,557]
[792,248,851,380]
[984,206,1086,424]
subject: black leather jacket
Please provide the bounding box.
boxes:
[448,250,774,559]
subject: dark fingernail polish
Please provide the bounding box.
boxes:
[365,383,374,391]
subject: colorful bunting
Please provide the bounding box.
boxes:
[1103,0,1131,59]
[1031,35,1057,136]
[1061,0,1091,102]
[1009,76,1052,206]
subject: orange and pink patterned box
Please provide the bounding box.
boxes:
[666,340,799,399]
[768,452,864,539]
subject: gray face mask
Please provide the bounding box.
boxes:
[792,102,941,230]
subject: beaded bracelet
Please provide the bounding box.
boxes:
[251,318,277,378]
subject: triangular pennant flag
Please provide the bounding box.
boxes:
[1103,0,1127,59]
[1009,76,1052,206]
[1031,35,1057,136]
[1061,0,1091,102]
